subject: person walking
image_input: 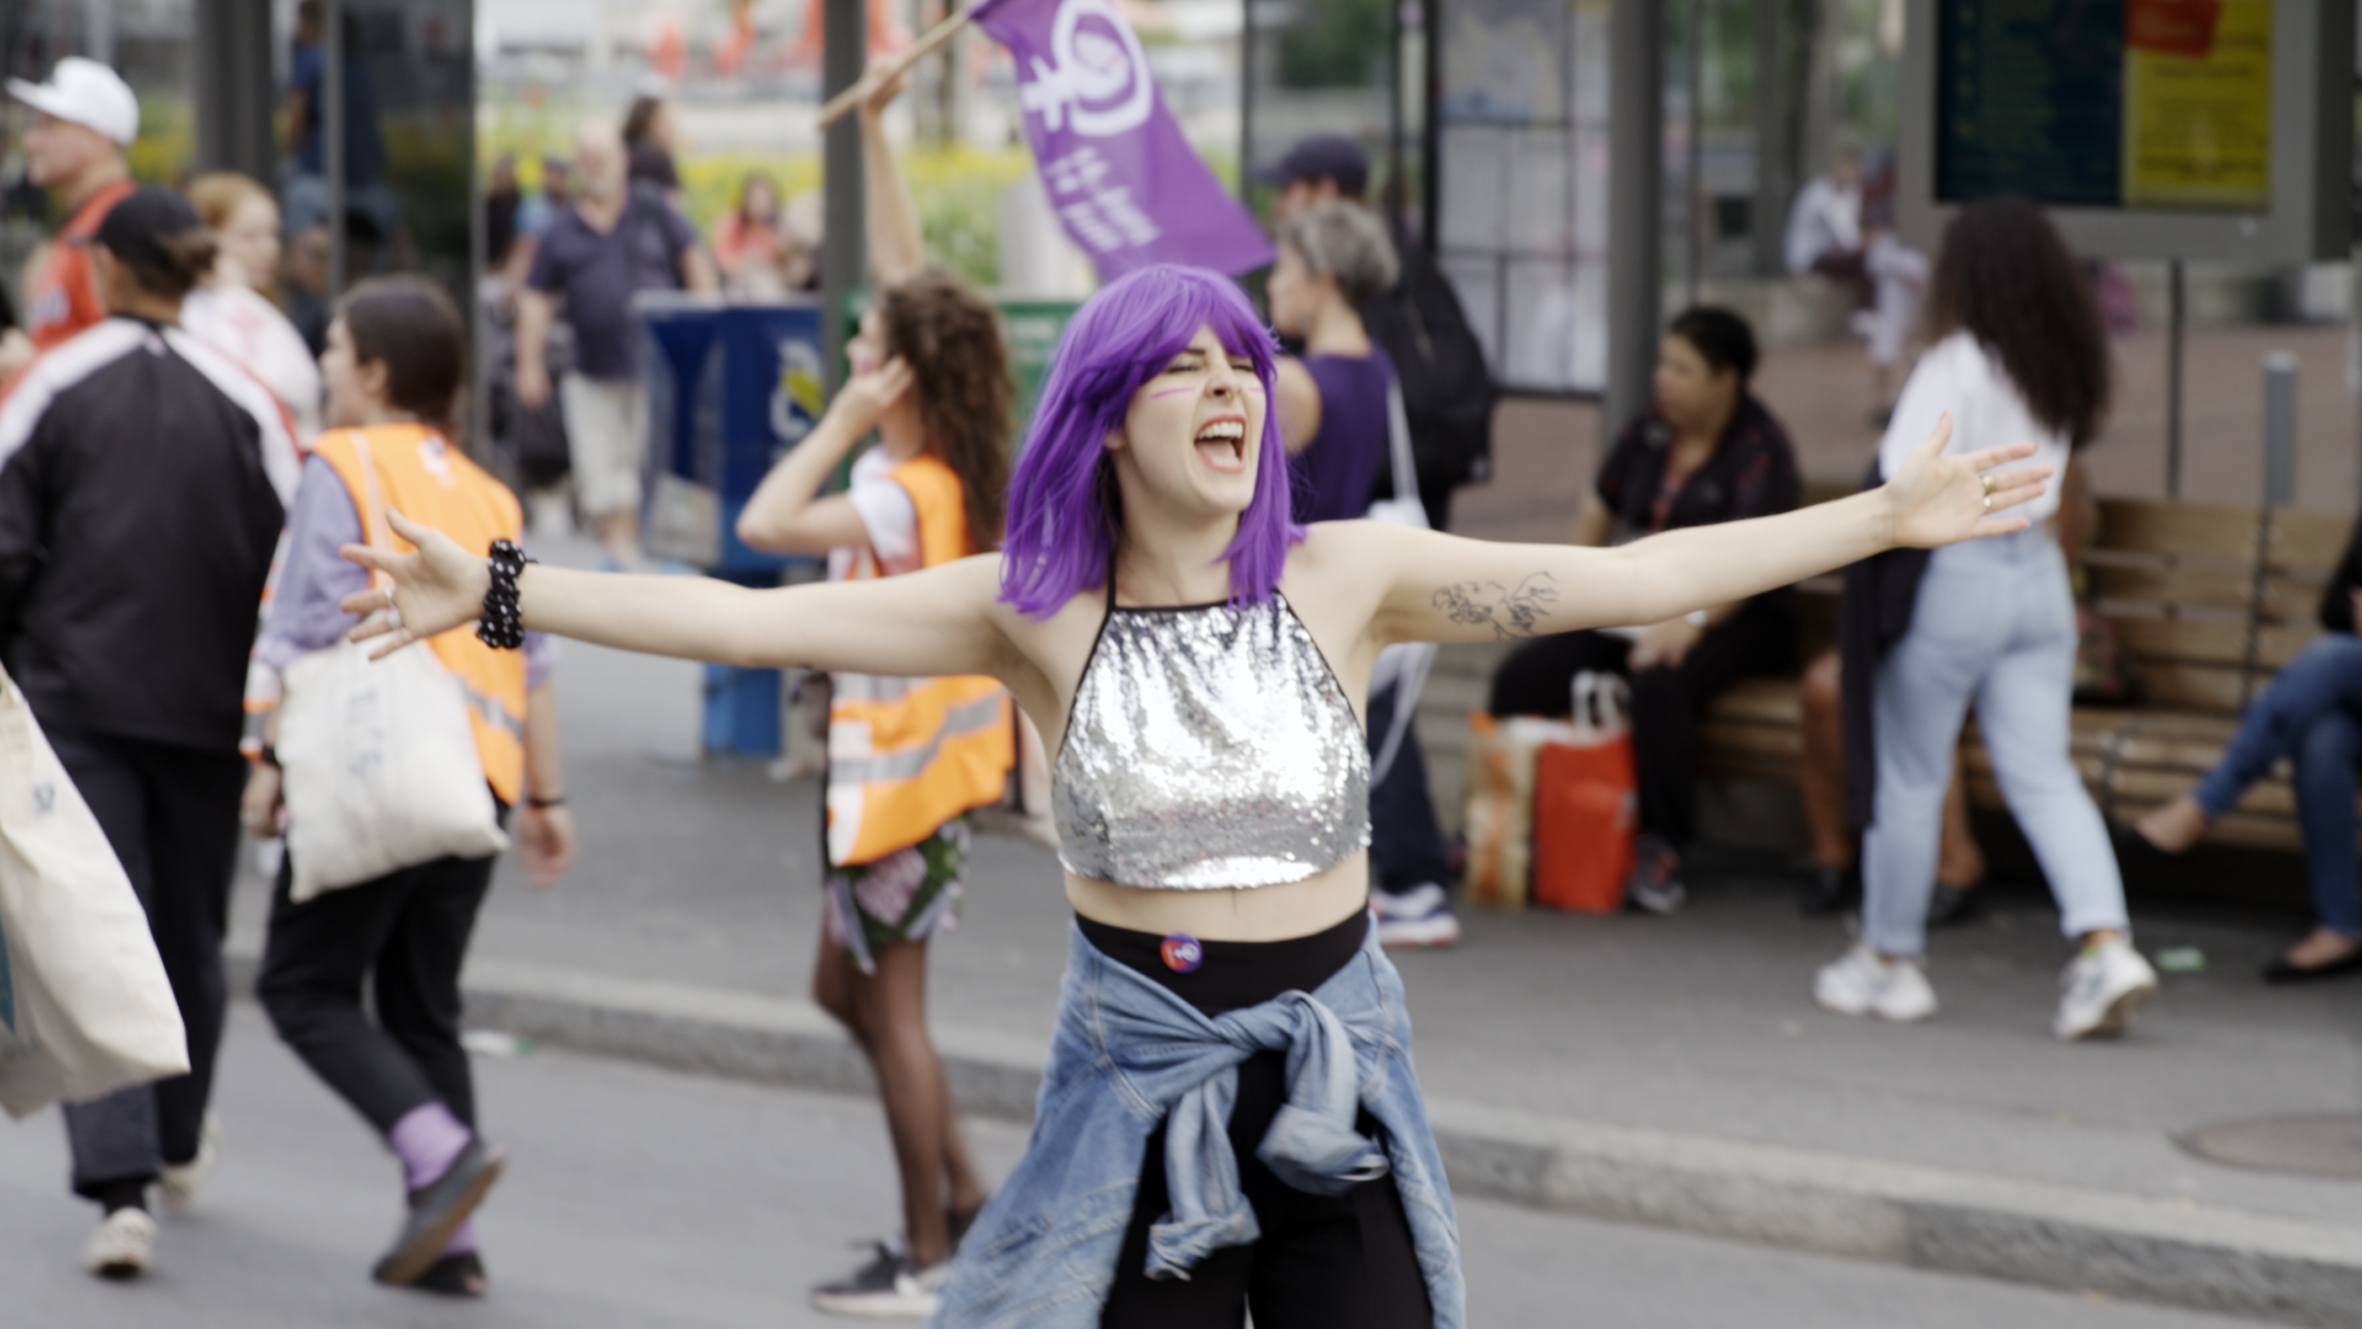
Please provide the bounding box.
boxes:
[734,65,1010,1316]
[1487,308,1801,913]
[1819,194,2157,1038]
[1793,455,2097,920]
[1267,201,1457,947]
[244,277,573,1297]
[341,256,2047,1327]
[0,57,140,382]
[515,121,717,568]
[0,188,299,1278]
[2133,501,2362,982]
[182,171,324,440]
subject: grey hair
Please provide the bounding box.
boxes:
[1277,202,1399,306]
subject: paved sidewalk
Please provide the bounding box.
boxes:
[2,1019,2269,1328]
[221,554,2362,1324]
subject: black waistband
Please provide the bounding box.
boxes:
[1078,909,1369,1017]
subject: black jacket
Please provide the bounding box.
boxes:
[1839,460,1930,832]
[2317,510,2362,634]
[0,318,298,749]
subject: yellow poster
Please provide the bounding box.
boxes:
[2121,0,2274,208]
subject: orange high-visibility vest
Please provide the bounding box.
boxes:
[827,452,1013,867]
[311,425,531,805]
[27,179,135,352]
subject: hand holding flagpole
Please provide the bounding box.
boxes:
[815,6,978,127]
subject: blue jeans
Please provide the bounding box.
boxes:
[1864,530,2127,956]
[2193,632,2362,938]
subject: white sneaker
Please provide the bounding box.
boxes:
[2055,936,2158,1040]
[1814,943,1938,1022]
[159,1111,221,1213]
[83,1207,156,1279]
[1372,884,1461,949]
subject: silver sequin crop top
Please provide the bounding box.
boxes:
[1053,591,1371,889]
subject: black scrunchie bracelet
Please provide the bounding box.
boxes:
[477,539,535,650]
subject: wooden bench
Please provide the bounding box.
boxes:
[1695,497,2353,853]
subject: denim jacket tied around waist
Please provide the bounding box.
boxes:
[931,920,1465,1328]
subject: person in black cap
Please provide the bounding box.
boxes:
[0,186,300,1280]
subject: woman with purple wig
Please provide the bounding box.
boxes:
[335,261,2050,1328]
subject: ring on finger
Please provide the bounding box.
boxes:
[1980,474,1997,496]
[382,586,396,610]
[1982,495,1992,512]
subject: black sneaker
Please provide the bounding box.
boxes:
[1925,881,1981,928]
[1799,864,1856,917]
[810,1241,949,1319]
[1624,834,1687,915]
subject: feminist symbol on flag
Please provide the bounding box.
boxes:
[1014,0,1154,138]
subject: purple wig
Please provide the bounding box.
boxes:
[998,265,1303,619]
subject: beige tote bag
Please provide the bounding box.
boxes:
[276,432,509,901]
[0,666,190,1119]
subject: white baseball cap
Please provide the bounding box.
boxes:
[8,57,140,147]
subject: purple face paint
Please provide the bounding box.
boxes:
[1148,386,1197,399]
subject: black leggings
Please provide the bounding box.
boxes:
[1081,914,1435,1329]
[256,846,497,1135]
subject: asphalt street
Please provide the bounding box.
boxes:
[0,1012,2278,1328]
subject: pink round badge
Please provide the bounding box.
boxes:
[1160,933,1204,974]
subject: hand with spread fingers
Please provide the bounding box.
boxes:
[1880,412,2053,549]
[337,509,494,657]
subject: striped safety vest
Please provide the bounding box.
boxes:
[827,453,1013,867]
[310,424,531,805]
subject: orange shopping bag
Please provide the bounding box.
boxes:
[1531,672,1636,913]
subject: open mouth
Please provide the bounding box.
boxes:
[1195,417,1248,473]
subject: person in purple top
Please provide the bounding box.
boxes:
[1269,201,1460,948]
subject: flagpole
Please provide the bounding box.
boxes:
[815,7,981,128]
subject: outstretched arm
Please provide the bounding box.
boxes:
[341,510,1015,680]
[1371,416,2050,646]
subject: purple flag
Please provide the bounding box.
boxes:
[971,0,1273,278]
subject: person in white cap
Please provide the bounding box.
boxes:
[0,57,140,383]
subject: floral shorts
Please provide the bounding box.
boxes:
[823,818,970,974]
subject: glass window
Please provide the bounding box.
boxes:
[1243,0,1428,225]
[1435,0,1609,394]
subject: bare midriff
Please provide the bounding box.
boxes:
[1064,849,1372,941]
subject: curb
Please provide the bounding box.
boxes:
[224,949,2362,1327]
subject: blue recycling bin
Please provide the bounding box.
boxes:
[640,297,829,758]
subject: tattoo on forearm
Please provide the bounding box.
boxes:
[1433,573,1559,639]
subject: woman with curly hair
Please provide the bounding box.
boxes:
[731,61,1013,1317]
[1817,194,2157,1039]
